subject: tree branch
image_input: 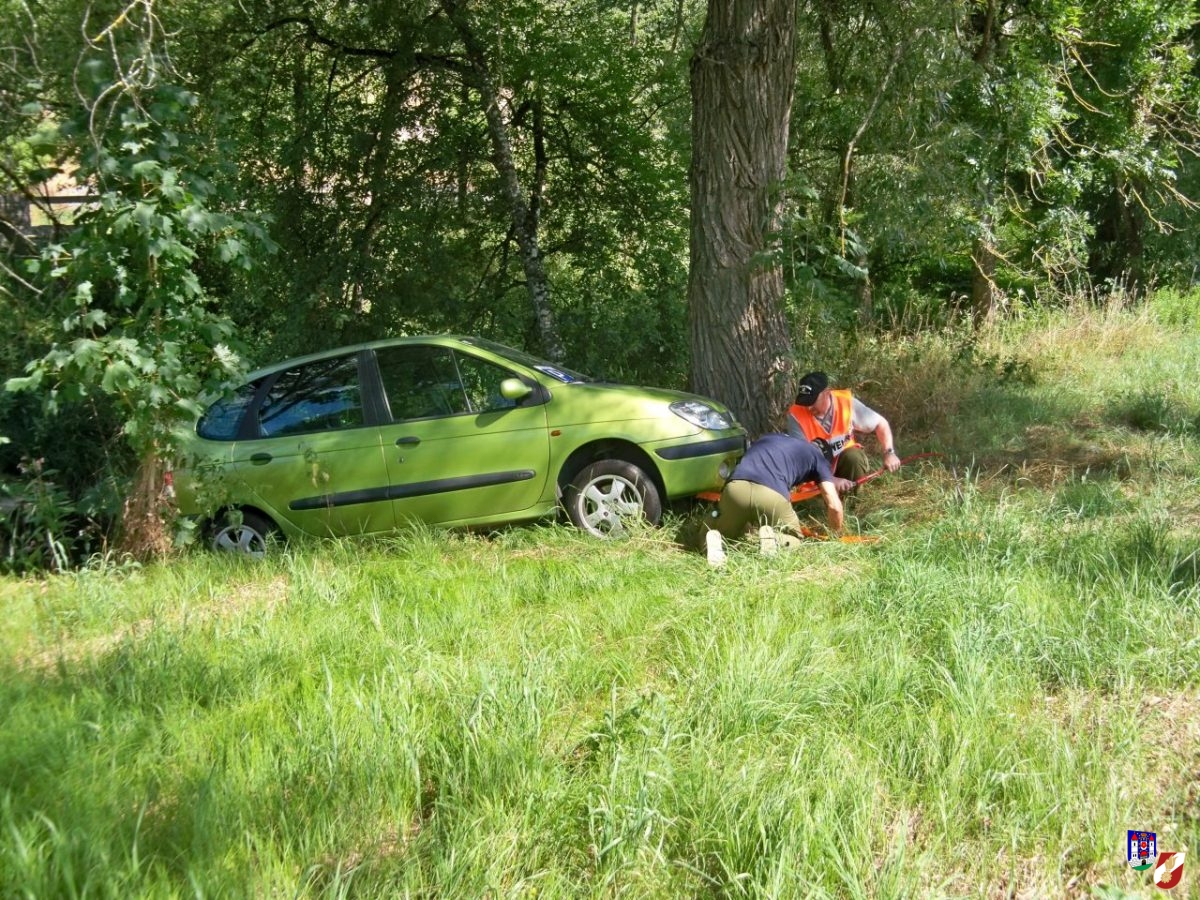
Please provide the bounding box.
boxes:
[837,37,907,253]
[246,14,468,75]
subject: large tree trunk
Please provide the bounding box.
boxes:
[688,0,798,438]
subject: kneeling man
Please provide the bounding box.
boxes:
[706,433,852,558]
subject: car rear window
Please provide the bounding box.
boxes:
[197,382,259,441]
[257,355,365,438]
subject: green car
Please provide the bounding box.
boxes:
[175,335,745,555]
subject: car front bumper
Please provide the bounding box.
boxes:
[650,432,746,497]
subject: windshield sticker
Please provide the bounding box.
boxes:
[534,365,580,383]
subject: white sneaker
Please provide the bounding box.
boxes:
[758,525,778,556]
[706,529,726,567]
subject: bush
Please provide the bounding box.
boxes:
[1,460,74,573]
[1147,286,1200,326]
[1110,386,1200,436]
[0,458,118,574]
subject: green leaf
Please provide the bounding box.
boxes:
[82,309,109,330]
[130,159,163,180]
[218,238,244,263]
[5,375,40,393]
[68,339,102,366]
[132,202,159,232]
[100,360,135,393]
[832,256,868,280]
[176,398,204,418]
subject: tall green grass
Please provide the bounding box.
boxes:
[2,304,1198,898]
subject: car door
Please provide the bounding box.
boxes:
[226,352,396,537]
[371,344,551,525]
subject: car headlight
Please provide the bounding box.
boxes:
[669,399,735,431]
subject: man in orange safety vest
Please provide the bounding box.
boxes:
[787,371,901,482]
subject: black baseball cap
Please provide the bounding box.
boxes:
[794,371,829,406]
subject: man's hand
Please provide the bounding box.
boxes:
[882,449,901,473]
[834,477,855,495]
[819,481,844,533]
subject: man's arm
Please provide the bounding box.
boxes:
[819,481,844,532]
[874,417,901,472]
[852,398,900,472]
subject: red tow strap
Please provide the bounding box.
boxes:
[694,451,942,504]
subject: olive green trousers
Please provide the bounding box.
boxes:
[680,480,806,552]
[834,446,872,480]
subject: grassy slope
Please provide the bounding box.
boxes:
[2,303,1198,899]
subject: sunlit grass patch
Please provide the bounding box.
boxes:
[2,305,1199,897]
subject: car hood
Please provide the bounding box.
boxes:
[545,381,735,431]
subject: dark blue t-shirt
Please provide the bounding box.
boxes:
[729,433,834,498]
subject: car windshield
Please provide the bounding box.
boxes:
[463,337,595,384]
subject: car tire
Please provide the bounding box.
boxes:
[210,510,277,559]
[565,460,662,537]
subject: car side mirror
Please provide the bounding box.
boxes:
[499,378,533,402]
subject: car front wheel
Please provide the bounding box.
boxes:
[565,460,662,537]
[211,510,277,559]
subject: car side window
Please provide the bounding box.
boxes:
[197,381,260,441]
[257,355,365,438]
[455,352,519,413]
[376,346,469,421]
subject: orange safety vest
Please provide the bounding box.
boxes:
[788,389,861,459]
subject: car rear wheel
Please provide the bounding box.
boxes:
[211,510,277,559]
[565,460,662,537]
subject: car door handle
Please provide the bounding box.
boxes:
[395,436,421,446]
[250,452,272,465]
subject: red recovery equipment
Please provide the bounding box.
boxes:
[693,452,941,504]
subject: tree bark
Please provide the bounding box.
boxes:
[1090,173,1144,291]
[688,0,798,438]
[967,3,1005,326]
[117,451,173,561]
[971,221,1000,326]
[441,0,565,362]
